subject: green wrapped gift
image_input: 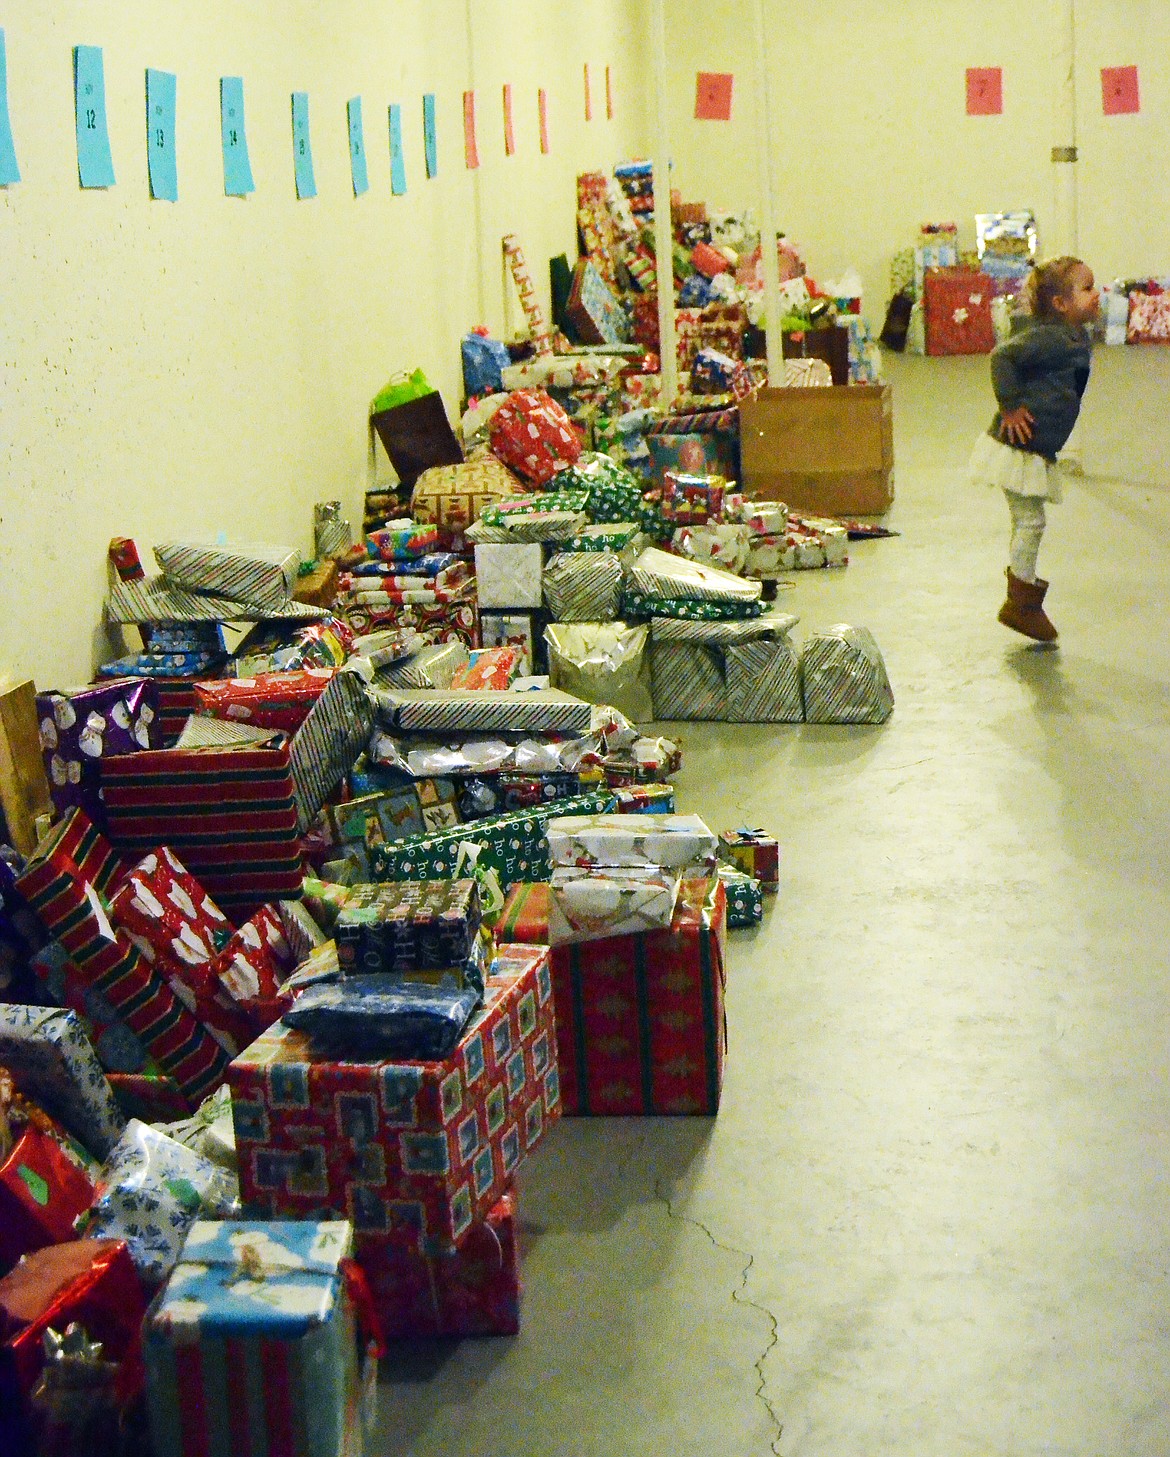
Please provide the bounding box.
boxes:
[559,453,647,525]
[638,499,674,542]
[481,488,591,526]
[622,588,765,622]
[718,866,764,928]
[557,523,643,553]
[367,790,617,918]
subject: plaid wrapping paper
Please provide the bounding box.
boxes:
[488,390,583,487]
[624,589,764,622]
[153,543,301,611]
[288,670,376,833]
[36,680,161,830]
[16,814,231,1109]
[335,880,482,975]
[192,670,335,735]
[718,829,779,889]
[375,642,469,691]
[626,547,762,605]
[542,552,623,621]
[411,454,526,531]
[496,877,726,1116]
[230,946,559,1251]
[0,1004,126,1158]
[357,1188,519,1337]
[375,688,593,735]
[106,576,326,626]
[650,635,803,723]
[800,625,894,724]
[367,789,617,904]
[101,745,304,917]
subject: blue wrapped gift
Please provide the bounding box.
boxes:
[283,978,479,1059]
[145,1219,368,1457]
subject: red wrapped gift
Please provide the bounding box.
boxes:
[0,1238,146,1451]
[356,1189,520,1338]
[923,268,995,356]
[497,877,727,1116]
[690,242,729,279]
[209,905,289,1001]
[488,389,583,487]
[718,827,779,890]
[229,946,559,1250]
[191,669,336,733]
[0,1127,96,1271]
[662,471,725,525]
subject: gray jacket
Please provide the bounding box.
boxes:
[987,319,1092,462]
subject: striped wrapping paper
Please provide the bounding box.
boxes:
[801,625,895,724]
[649,642,725,720]
[374,641,469,691]
[287,670,376,833]
[649,610,800,644]
[176,717,286,749]
[645,405,738,436]
[480,488,591,524]
[626,547,762,605]
[101,747,304,916]
[152,544,302,611]
[376,688,593,736]
[650,621,803,723]
[487,511,588,544]
[542,552,623,621]
[107,575,325,625]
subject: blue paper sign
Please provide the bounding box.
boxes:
[388,103,406,195]
[220,76,254,196]
[73,45,115,188]
[292,91,316,199]
[347,96,368,196]
[0,30,20,185]
[146,69,177,201]
[422,93,437,179]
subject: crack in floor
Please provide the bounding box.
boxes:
[655,1178,784,1455]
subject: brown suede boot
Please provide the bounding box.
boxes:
[998,569,1058,642]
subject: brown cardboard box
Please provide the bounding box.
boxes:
[739,384,894,516]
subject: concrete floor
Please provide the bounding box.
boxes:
[375,346,1170,1457]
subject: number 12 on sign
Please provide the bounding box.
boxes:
[146,69,177,201]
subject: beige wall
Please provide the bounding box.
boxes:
[665,0,1168,311]
[1,1,650,686]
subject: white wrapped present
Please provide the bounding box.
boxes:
[547,865,681,944]
[547,812,717,870]
[474,543,544,608]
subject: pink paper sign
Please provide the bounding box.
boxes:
[965,67,1003,116]
[1101,66,1140,115]
[463,91,479,169]
[695,72,733,122]
[503,83,515,155]
[538,88,550,154]
[584,63,592,122]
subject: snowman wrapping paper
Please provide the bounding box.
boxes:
[37,680,162,828]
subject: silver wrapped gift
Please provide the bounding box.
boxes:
[626,546,762,604]
[375,687,593,735]
[801,625,894,724]
[153,543,301,611]
[649,611,802,723]
[542,552,623,622]
[545,621,652,723]
[314,501,353,559]
[374,641,469,691]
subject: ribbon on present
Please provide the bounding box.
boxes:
[453,841,505,922]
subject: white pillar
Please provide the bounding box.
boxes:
[650,0,678,404]
[750,0,784,386]
[1051,0,1082,467]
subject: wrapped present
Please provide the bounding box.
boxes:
[627,547,761,605]
[360,1188,519,1337]
[487,390,583,486]
[547,812,716,871]
[36,680,161,829]
[367,789,617,906]
[542,552,623,622]
[107,1071,192,1124]
[288,669,377,832]
[718,865,764,927]
[293,558,341,610]
[0,1004,125,1159]
[374,641,470,691]
[623,589,765,622]
[334,880,482,976]
[565,258,632,345]
[0,1125,96,1269]
[411,453,526,532]
[375,688,592,736]
[743,533,787,578]
[480,488,591,524]
[0,1239,147,1449]
[673,523,752,575]
[144,1220,369,1457]
[29,939,164,1081]
[544,622,653,723]
[478,613,537,676]
[558,522,643,553]
[474,543,544,609]
[497,877,726,1115]
[84,1119,240,1285]
[923,268,995,355]
[366,522,442,561]
[230,945,559,1250]
[1127,290,1170,345]
[450,646,524,692]
[547,865,680,944]
[731,501,788,535]
[314,500,353,559]
[231,618,354,677]
[483,510,587,544]
[211,907,290,1001]
[649,611,803,723]
[283,978,480,1059]
[791,515,849,567]
[191,669,336,733]
[153,543,301,612]
[800,624,894,724]
[615,784,676,814]
[345,598,479,653]
[718,828,779,891]
[460,772,597,819]
[106,575,326,627]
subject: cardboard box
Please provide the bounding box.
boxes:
[740,384,894,516]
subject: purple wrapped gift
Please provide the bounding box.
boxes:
[36,679,162,829]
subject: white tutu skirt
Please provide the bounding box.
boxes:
[968,431,1062,503]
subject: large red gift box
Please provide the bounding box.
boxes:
[497,877,727,1116]
[923,268,995,355]
[229,945,559,1250]
[191,669,336,733]
[0,1126,96,1271]
[487,389,583,487]
[358,1189,520,1338]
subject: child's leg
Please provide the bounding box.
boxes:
[1003,490,1046,583]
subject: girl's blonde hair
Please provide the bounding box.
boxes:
[1024,256,1085,321]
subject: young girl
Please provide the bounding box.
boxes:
[969,256,1099,642]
